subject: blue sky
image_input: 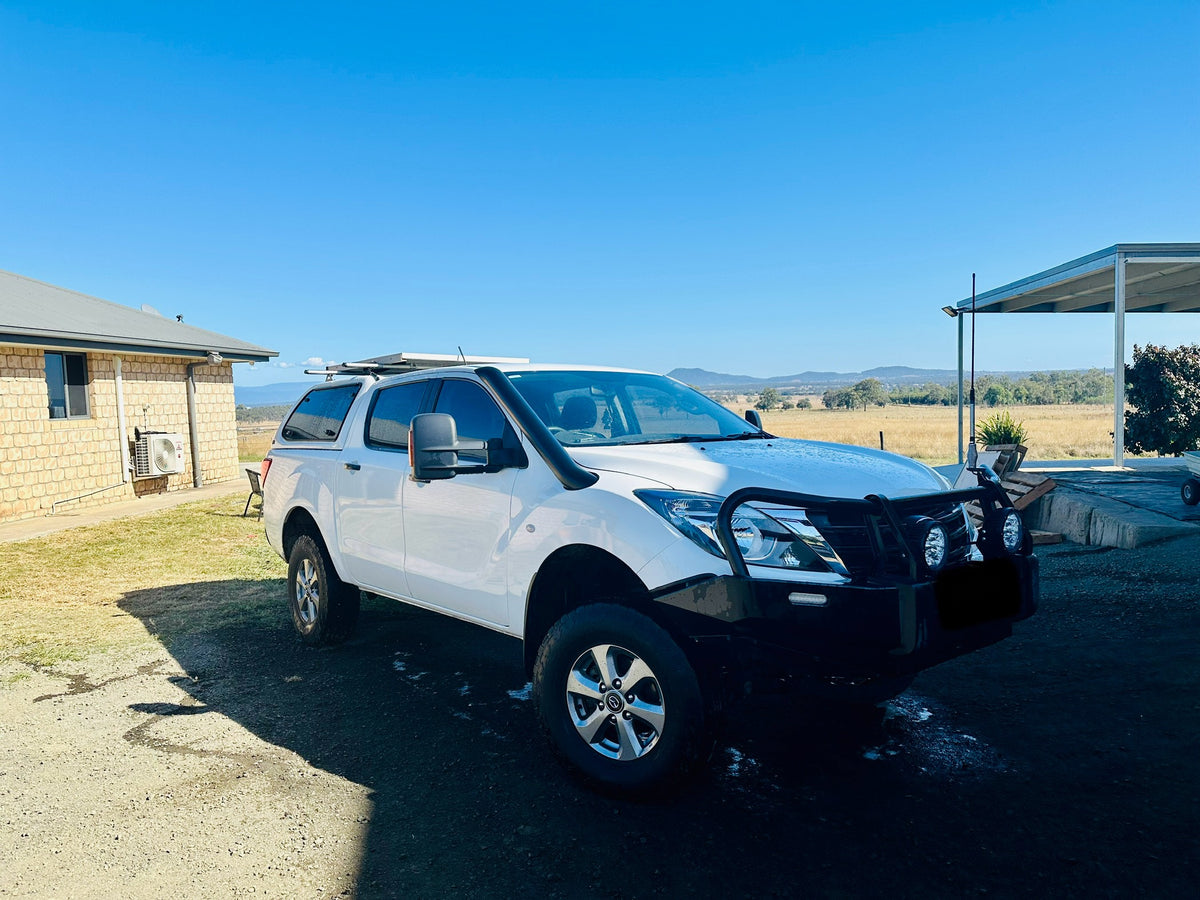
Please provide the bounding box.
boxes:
[2,1,1197,386]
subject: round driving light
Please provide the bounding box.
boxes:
[982,507,1024,557]
[905,516,949,572]
[1000,508,1023,552]
[922,523,949,570]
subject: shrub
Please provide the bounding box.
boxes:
[978,410,1029,447]
[1124,343,1200,455]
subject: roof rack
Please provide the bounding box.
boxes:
[305,352,530,381]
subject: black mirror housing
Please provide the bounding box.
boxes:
[744,409,763,429]
[410,413,487,481]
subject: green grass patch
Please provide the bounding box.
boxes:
[0,495,287,681]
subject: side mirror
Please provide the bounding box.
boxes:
[744,409,763,430]
[409,413,487,481]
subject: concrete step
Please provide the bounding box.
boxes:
[1023,486,1200,549]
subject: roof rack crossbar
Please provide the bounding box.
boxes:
[303,352,530,380]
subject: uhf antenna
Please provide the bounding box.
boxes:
[457,345,467,363]
[967,272,978,467]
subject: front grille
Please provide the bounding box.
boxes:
[805,508,876,575]
[808,501,972,580]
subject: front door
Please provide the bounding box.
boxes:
[401,378,520,626]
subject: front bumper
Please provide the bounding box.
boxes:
[652,553,1038,683]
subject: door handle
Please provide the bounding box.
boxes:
[344,461,361,471]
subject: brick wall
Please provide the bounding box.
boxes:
[0,347,241,522]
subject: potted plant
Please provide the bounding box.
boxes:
[978,410,1029,476]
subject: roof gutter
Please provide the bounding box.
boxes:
[0,331,276,362]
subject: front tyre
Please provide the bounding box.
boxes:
[287,534,360,645]
[532,604,707,792]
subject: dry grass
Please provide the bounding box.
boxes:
[238,422,277,461]
[0,495,286,674]
[735,402,1122,464]
[237,405,1127,466]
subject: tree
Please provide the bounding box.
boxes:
[983,381,1014,407]
[1124,343,1200,455]
[850,378,888,410]
[754,387,782,411]
[822,387,854,410]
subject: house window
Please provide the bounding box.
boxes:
[45,352,90,419]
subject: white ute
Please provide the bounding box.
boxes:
[262,357,1037,790]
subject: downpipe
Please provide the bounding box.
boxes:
[115,355,131,483]
[186,352,223,488]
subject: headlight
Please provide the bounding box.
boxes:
[904,515,949,572]
[634,490,831,572]
[981,507,1024,557]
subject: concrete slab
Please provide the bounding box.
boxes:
[1020,464,1200,549]
[0,479,250,544]
[1041,466,1200,523]
[939,460,1199,549]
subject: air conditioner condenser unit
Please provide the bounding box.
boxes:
[133,432,186,478]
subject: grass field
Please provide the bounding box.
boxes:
[0,495,285,678]
[238,423,277,461]
[744,402,1121,464]
[239,402,1125,465]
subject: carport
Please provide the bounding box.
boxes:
[943,243,1200,465]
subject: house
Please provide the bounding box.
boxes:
[0,269,277,523]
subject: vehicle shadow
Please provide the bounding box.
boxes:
[116,577,1195,899]
[117,580,933,896]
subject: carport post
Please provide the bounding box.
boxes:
[1114,254,1126,467]
[942,305,965,464]
[956,311,964,463]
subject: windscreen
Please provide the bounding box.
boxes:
[506,370,764,446]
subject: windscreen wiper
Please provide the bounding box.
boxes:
[707,432,771,441]
[634,435,712,445]
[636,432,770,445]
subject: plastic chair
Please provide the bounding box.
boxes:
[243,467,263,517]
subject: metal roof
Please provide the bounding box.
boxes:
[953,243,1200,314]
[0,269,277,362]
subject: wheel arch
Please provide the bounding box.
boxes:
[282,507,336,569]
[522,544,658,675]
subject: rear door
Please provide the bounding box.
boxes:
[335,379,431,597]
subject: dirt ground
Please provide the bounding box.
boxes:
[2,535,1198,899]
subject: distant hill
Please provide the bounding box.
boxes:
[234,382,311,408]
[667,365,1028,392]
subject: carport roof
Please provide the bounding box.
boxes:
[942,242,1200,467]
[952,243,1200,314]
[0,269,277,362]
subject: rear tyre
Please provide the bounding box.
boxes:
[287,534,360,644]
[1182,478,1200,506]
[532,603,708,792]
